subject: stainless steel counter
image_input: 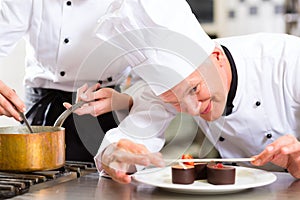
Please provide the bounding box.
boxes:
[11,171,300,200]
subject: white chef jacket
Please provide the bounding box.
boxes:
[195,33,300,168]
[99,33,300,172]
[0,0,204,163]
[0,0,206,92]
[0,0,134,91]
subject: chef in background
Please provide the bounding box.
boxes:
[71,1,300,183]
[0,0,207,163]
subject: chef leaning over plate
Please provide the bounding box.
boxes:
[69,0,300,184]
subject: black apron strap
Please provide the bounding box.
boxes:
[25,91,57,125]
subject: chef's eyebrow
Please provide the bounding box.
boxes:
[161,97,179,104]
[160,92,181,104]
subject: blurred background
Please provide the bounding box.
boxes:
[0,0,299,127]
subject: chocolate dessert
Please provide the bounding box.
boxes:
[171,164,195,184]
[206,163,236,185]
[194,162,207,180]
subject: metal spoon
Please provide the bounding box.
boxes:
[19,111,34,133]
[54,101,89,127]
[7,90,34,133]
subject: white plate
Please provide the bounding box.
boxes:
[133,166,277,194]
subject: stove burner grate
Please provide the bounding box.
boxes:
[0,161,97,199]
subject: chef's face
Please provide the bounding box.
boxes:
[159,48,231,121]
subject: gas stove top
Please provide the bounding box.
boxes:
[0,161,97,199]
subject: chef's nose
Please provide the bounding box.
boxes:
[180,94,202,115]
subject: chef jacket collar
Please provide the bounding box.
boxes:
[221,45,237,116]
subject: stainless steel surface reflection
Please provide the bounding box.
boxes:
[10,172,300,200]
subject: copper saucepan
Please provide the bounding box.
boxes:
[0,101,87,172]
[0,126,65,172]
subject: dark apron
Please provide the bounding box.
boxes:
[24,87,119,162]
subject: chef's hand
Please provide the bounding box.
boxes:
[63,83,133,116]
[0,80,25,121]
[251,134,300,178]
[97,139,165,184]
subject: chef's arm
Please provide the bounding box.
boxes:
[252,134,300,179]
[94,126,168,184]
[0,1,33,120]
[0,0,32,57]
[94,81,177,183]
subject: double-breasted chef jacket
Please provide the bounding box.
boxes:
[196,33,300,170]
[0,0,130,90]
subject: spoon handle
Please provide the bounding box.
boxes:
[19,112,34,133]
[54,101,87,127]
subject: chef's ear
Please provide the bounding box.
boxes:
[211,47,222,60]
[211,47,226,66]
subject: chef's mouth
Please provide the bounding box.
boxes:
[200,101,212,115]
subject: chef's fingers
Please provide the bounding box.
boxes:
[102,152,137,184]
[94,88,114,99]
[104,153,164,184]
[277,136,300,155]
[110,151,165,170]
[117,139,150,154]
[102,164,132,184]
[107,150,152,167]
[102,146,154,169]
[63,102,72,109]
[101,143,164,184]
[85,83,101,95]
[62,102,90,115]
[116,139,165,167]
[0,90,25,121]
[252,134,297,166]
[88,99,113,116]
[251,144,281,166]
[0,82,25,112]
[72,93,131,116]
[113,170,132,184]
[80,83,101,102]
[94,89,133,111]
[0,106,12,117]
[269,134,297,150]
[82,87,124,104]
[63,99,112,116]
[146,152,165,168]
[76,83,89,102]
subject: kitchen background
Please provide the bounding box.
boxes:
[0,0,299,125]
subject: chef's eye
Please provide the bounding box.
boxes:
[190,84,200,94]
[192,86,197,92]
